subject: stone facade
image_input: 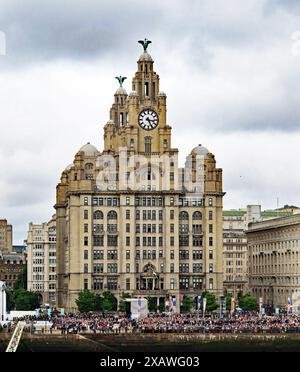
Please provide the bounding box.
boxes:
[0,253,26,289]
[223,212,248,297]
[0,219,12,254]
[247,214,300,309]
[55,41,224,311]
[223,206,295,299]
[26,216,56,306]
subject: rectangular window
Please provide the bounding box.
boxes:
[93,236,104,246]
[84,250,88,260]
[126,278,130,291]
[84,210,88,219]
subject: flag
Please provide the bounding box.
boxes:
[137,297,142,312]
[172,297,176,312]
[288,297,292,314]
[203,297,207,314]
[197,295,202,311]
[180,293,184,306]
[231,297,235,314]
[169,296,173,311]
[259,297,263,317]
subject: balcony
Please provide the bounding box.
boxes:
[133,289,168,296]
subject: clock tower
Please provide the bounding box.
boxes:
[56,39,224,312]
[103,38,173,157]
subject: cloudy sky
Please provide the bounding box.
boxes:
[1,0,300,243]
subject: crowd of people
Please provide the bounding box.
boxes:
[18,312,300,335]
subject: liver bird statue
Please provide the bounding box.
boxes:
[115,76,127,87]
[138,38,152,52]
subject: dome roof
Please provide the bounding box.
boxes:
[79,143,99,156]
[115,86,127,95]
[139,52,153,62]
[191,144,209,157]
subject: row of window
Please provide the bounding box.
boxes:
[85,209,214,221]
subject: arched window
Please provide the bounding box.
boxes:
[93,210,103,220]
[85,163,93,169]
[193,211,202,220]
[107,210,117,220]
[179,211,189,220]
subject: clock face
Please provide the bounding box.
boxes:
[138,109,159,130]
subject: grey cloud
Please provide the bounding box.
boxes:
[0,0,288,70]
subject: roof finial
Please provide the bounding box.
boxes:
[115,76,127,87]
[138,38,152,52]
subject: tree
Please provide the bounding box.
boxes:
[201,291,218,312]
[119,292,131,312]
[76,290,96,312]
[238,294,258,312]
[181,295,194,312]
[224,293,232,311]
[14,267,27,290]
[146,297,157,312]
[13,289,40,310]
[6,290,15,311]
[101,291,117,311]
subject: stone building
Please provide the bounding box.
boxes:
[247,214,300,309]
[26,216,56,306]
[0,219,13,253]
[0,253,26,289]
[223,206,294,298]
[55,40,224,311]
